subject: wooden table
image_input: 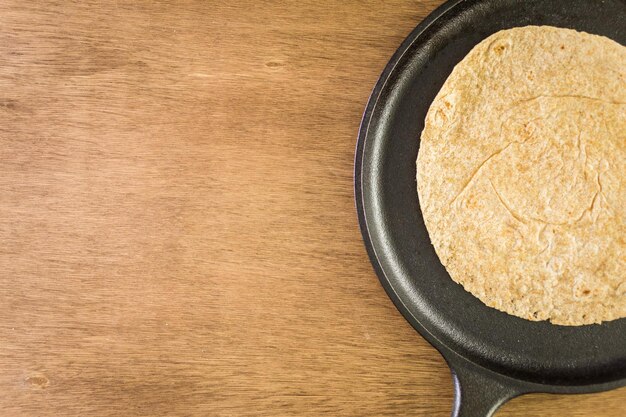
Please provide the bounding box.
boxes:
[0,1,623,416]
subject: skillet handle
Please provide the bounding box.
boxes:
[447,357,525,417]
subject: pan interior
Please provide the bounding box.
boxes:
[360,0,626,385]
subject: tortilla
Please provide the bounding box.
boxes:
[416,26,625,325]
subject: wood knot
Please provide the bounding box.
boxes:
[265,61,285,68]
[25,373,49,389]
[0,99,18,111]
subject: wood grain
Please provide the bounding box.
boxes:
[0,1,623,416]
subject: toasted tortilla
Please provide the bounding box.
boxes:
[416,26,625,325]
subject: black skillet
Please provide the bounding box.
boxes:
[354,0,626,415]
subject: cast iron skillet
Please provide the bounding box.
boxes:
[354,0,626,415]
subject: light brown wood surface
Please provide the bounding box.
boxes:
[0,1,623,416]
